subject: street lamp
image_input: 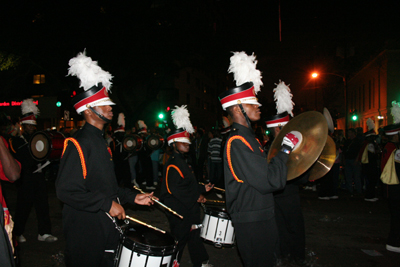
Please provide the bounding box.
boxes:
[311,72,348,132]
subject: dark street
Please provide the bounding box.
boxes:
[2,179,400,267]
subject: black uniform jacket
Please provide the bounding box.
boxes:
[223,122,289,223]
[56,123,137,227]
[160,151,206,223]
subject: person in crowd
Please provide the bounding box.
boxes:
[127,125,140,187]
[207,129,223,186]
[343,128,363,195]
[10,99,57,243]
[110,113,131,187]
[0,114,21,267]
[56,51,155,267]
[193,128,209,182]
[219,52,299,267]
[160,105,214,267]
[360,119,381,202]
[137,120,156,190]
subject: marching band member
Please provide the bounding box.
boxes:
[380,101,400,254]
[10,99,57,243]
[360,118,380,202]
[110,113,131,187]
[219,52,300,267]
[160,105,214,267]
[0,113,21,267]
[55,51,155,267]
[264,81,309,265]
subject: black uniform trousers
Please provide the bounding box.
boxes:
[63,205,120,267]
[363,163,380,199]
[274,185,305,261]
[386,184,400,247]
[13,173,51,236]
[234,219,279,267]
[167,211,208,267]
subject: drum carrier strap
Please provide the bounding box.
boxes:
[62,138,87,179]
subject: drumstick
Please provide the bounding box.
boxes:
[133,186,184,219]
[199,182,225,192]
[125,215,166,234]
[205,199,226,204]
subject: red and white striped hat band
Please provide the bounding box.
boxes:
[114,126,125,133]
[20,113,37,125]
[72,86,115,114]
[265,115,290,128]
[221,127,231,134]
[219,83,261,110]
[385,127,400,135]
[167,130,191,145]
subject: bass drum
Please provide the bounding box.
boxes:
[145,134,165,151]
[123,134,143,152]
[115,225,177,267]
[29,130,65,161]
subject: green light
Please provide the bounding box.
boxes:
[158,113,164,119]
[352,115,358,121]
[56,101,62,107]
[158,124,163,128]
[265,130,270,135]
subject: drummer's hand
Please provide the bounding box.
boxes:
[135,192,157,206]
[109,201,126,220]
[205,183,214,192]
[197,194,207,203]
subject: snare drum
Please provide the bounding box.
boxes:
[123,134,143,152]
[145,134,164,151]
[29,131,65,161]
[115,225,177,267]
[200,207,235,248]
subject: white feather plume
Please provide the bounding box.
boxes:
[21,98,40,116]
[228,51,263,94]
[222,116,230,128]
[391,101,400,124]
[366,118,375,131]
[171,105,194,134]
[67,50,113,91]
[138,120,147,129]
[273,80,294,117]
[117,113,125,127]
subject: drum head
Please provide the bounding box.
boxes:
[123,135,142,152]
[29,132,51,161]
[145,134,164,150]
[123,225,176,256]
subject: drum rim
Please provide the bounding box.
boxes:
[205,208,230,219]
[122,227,177,256]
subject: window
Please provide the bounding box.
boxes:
[33,74,45,84]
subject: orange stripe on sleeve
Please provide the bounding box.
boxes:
[62,138,87,179]
[226,136,254,183]
[165,165,184,194]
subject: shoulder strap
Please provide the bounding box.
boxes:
[62,137,87,179]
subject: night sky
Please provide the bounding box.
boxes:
[1,0,399,122]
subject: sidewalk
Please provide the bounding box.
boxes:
[2,180,400,267]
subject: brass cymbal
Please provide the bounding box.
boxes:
[267,111,328,180]
[308,135,336,181]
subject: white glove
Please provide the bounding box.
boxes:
[281,131,302,153]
